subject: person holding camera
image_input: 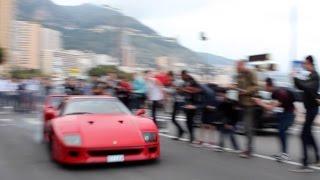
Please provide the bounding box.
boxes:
[291,56,320,172]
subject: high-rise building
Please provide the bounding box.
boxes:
[156,56,170,70]
[0,0,14,70]
[120,31,136,67]
[52,50,91,77]
[40,28,62,74]
[12,21,41,69]
[122,45,136,67]
[41,50,54,75]
[94,54,119,66]
[41,28,62,50]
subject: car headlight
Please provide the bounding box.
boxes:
[143,132,157,143]
[63,134,82,146]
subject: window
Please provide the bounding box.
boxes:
[62,98,131,116]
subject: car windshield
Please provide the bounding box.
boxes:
[62,98,131,115]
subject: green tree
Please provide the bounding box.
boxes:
[10,69,42,79]
[0,47,5,65]
[88,65,132,80]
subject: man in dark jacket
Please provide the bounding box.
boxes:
[181,70,202,144]
[291,55,320,172]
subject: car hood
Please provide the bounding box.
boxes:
[53,114,146,148]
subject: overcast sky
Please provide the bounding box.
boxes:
[52,0,320,72]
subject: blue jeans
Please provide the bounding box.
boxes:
[219,125,239,150]
[277,112,294,154]
[184,107,197,142]
[171,101,185,137]
[130,93,146,110]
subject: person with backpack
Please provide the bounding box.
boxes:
[253,78,295,162]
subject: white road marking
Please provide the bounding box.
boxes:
[0,118,16,126]
[157,115,186,122]
[0,124,16,127]
[159,133,320,171]
[291,124,320,131]
[158,129,170,134]
[0,118,13,122]
[159,133,189,141]
[24,118,42,125]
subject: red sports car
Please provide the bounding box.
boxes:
[43,95,160,165]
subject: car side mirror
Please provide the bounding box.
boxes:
[135,109,146,117]
[45,107,57,121]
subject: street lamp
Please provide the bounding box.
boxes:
[200,32,208,41]
[290,0,298,61]
[199,32,210,81]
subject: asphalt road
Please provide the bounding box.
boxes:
[1,112,320,180]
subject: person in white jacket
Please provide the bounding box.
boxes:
[144,71,164,126]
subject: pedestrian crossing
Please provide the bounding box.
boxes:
[0,118,13,122]
[0,117,42,127]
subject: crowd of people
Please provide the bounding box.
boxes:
[0,77,50,112]
[1,55,320,172]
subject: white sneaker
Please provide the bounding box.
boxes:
[281,153,289,161]
[190,141,203,148]
[202,142,217,148]
[289,167,314,173]
[228,149,241,154]
[213,147,224,152]
[178,137,188,142]
[273,153,289,162]
[313,161,320,167]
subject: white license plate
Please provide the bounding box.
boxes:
[107,155,124,163]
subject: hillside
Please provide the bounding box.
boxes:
[198,53,234,66]
[17,0,232,67]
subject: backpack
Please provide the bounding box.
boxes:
[199,84,217,107]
